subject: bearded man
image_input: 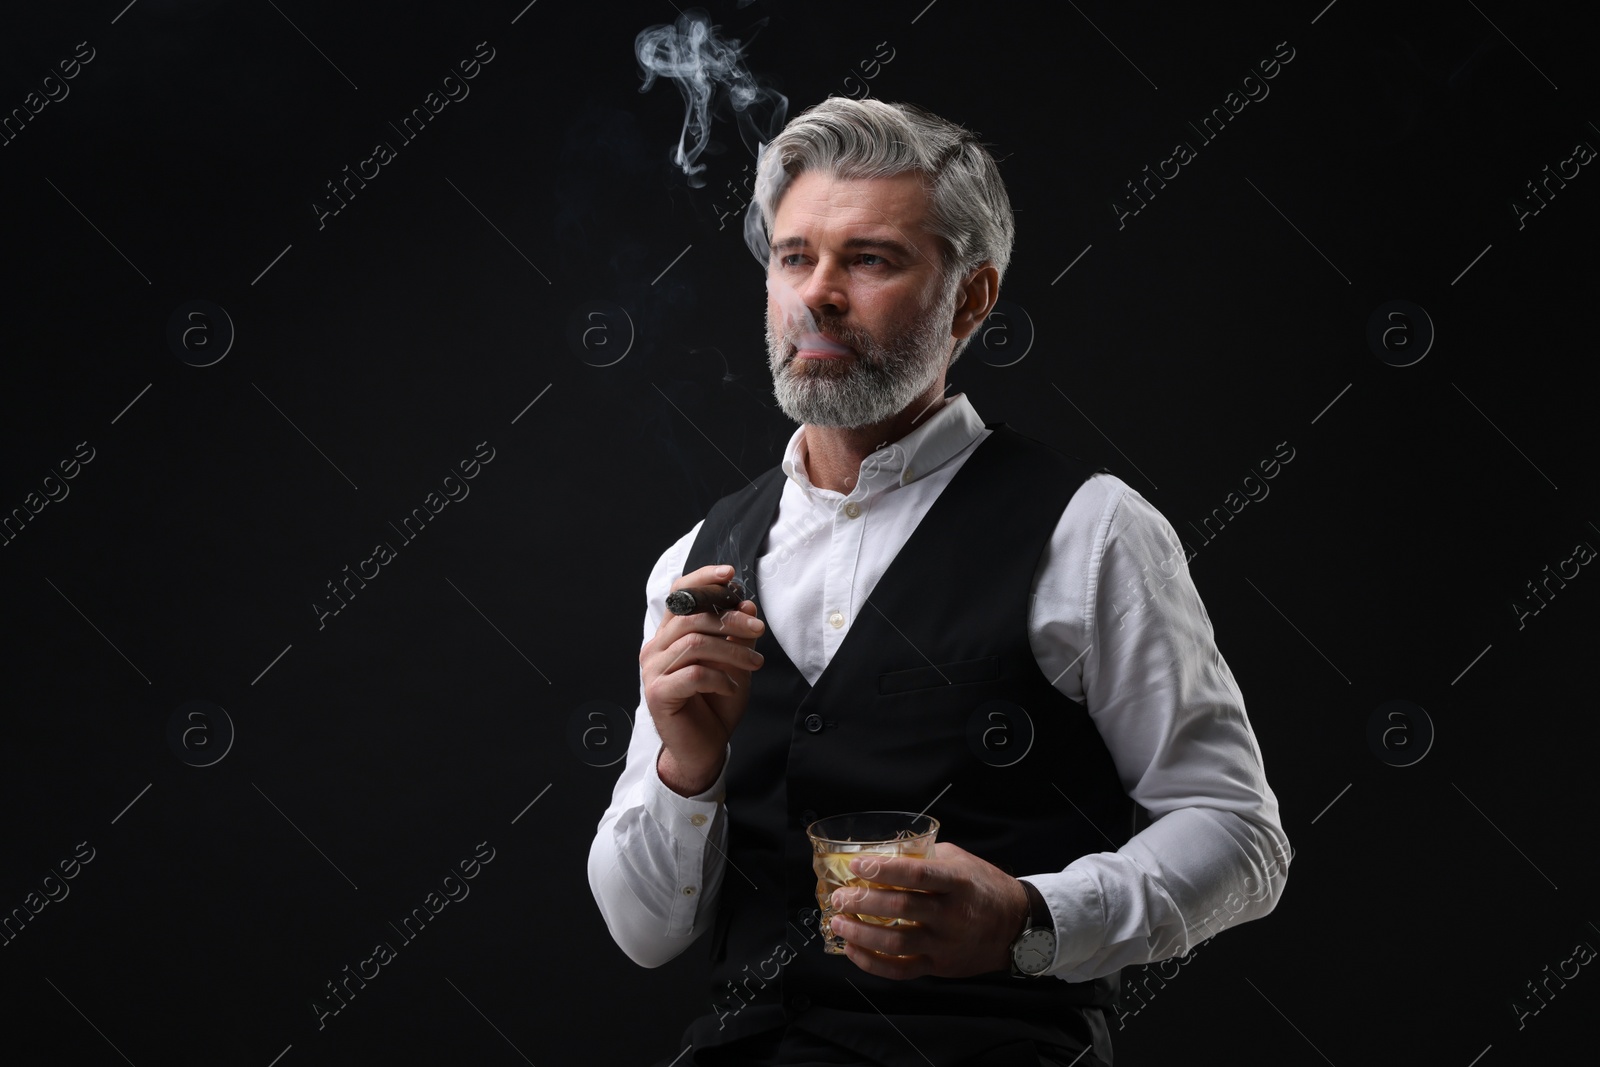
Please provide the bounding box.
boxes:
[590,97,1290,1067]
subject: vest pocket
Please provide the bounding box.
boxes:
[878,655,1001,694]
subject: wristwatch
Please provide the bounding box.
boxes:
[1009,879,1056,978]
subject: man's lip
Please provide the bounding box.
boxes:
[794,332,853,359]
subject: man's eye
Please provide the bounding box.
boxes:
[858,254,884,266]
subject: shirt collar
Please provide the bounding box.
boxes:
[780,393,986,500]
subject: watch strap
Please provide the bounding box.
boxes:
[1019,879,1052,932]
[1010,879,1057,978]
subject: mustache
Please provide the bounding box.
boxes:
[780,321,863,350]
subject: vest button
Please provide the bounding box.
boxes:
[800,809,818,827]
[803,713,824,733]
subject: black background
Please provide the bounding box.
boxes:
[1,1,1595,1064]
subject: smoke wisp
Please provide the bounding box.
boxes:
[635,9,787,191]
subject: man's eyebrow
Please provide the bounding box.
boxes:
[769,235,921,260]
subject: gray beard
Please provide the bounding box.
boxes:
[765,292,954,429]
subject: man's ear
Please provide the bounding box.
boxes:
[949,264,1001,341]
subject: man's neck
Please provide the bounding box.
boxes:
[800,393,951,494]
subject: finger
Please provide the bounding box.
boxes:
[644,639,750,723]
[840,936,929,981]
[850,854,949,892]
[668,564,741,594]
[657,631,765,676]
[829,912,929,956]
[831,886,933,924]
[651,601,764,657]
[645,654,745,712]
[710,601,764,643]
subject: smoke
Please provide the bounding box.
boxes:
[635,8,837,385]
[634,8,788,190]
[752,138,845,367]
[744,138,782,266]
[742,140,806,337]
[720,522,756,603]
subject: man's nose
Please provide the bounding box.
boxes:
[794,256,848,315]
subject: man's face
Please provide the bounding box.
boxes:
[764,169,959,429]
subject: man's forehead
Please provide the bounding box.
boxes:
[771,169,934,243]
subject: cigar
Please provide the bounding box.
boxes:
[667,579,749,616]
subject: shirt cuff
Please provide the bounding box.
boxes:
[1020,869,1105,978]
[644,746,729,935]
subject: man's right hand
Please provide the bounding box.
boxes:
[641,564,766,797]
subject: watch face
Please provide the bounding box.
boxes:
[1014,929,1056,974]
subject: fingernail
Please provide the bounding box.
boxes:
[718,565,733,576]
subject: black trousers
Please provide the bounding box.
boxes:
[652,1024,1110,1067]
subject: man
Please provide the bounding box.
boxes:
[589,97,1290,1066]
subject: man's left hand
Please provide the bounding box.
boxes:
[828,841,1031,979]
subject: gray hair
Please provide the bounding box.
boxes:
[746,97,1014,363]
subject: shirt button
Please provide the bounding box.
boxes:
[682,886,696,896]
[800,809,818,826]
[828,611,844,628]
[842,502,861,519]
[689,813,708,827]
[902,467,915,484]
[803,714,824,733]
[791,994,811,1012]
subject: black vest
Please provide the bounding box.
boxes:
[681,423,1135,1056]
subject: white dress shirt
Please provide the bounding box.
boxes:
[588,392,1291,980]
